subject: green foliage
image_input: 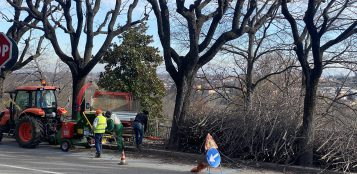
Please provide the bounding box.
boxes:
[98,24,165,119]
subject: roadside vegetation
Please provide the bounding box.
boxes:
[178,69,357,172]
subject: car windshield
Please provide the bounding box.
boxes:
[37,90,56,108]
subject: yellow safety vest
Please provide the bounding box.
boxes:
[94,115,107,134]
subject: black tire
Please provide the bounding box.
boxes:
[60,139,71,152]
[15,116,44,148]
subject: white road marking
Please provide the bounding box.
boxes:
[0,164,64,174]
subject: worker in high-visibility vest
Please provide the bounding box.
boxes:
[93,109,107,158]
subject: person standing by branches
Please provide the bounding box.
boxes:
[133,110,148,150]
[105,111,127,164]
[106,111,124,151]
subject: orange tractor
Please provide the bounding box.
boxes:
[0,81,67,147]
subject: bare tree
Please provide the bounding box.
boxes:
[220,12,298,110]
[147,0,280,149]
[7,0,148,118]
[199,52,298,110]
[21,57,72,107]
[0,0,45,97]
[281,0,357,166]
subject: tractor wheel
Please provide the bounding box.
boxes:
[15,116,44,148]
[60,139,71,152]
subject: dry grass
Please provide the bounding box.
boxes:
[177,90,357,172]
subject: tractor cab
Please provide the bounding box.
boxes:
[10,86,58,117]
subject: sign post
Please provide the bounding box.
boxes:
[204,133,223,174]
[191,133,224,173]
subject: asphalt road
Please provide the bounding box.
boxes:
[0,137,256,174]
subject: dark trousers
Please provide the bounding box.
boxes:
[133,122,143,146]
[94,133,103,154]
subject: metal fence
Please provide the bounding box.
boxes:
[144,118,172,148]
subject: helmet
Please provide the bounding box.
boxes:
[95,109,103,115]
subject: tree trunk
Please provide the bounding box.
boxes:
[168,72,195,150]
[297,72,320,166]
[71,75,87,120]
[245,25,255,111]
[245,56,254,110]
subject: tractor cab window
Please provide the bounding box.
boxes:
[37,90,56,108]
[15,91,30,110]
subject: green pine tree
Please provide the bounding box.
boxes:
[98,24,165,121]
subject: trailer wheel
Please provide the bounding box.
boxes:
[15,116,44,148]
[60,139,71,152]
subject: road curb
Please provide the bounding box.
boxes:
[103,144,348,174]
[242,160,345,174]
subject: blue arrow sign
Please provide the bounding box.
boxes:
[206,147,221,168]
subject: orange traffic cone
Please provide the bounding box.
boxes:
[118,150,127,165]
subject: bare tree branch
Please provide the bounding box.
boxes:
[321,22,357,51]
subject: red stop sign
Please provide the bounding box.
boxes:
[0,33,13,67]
